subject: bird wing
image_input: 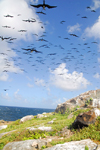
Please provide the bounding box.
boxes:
[45,4,57,8]
[30,4,43,8]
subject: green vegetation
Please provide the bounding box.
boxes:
[85,97,93,107]
[85,145,89,150]
[0,108,100,149]
[41,145,47,149]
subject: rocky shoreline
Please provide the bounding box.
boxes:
[0,89,100,150]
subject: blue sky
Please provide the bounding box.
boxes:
[0,0,100,109]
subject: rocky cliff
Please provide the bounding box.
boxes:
[55,89,100,114]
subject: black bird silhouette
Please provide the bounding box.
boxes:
[81,16,87,18]
[22,48,42,53]
[30,0,57,10]
[91,10,96,12]
[18,30,27,32]
[36,11,46,15]
[86,6,91,9]
[4,15,13,18]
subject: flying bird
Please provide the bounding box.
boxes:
[86,6,91,9]
[30,0,57,10]
[18,30,27,32]
[81,16,87,18]
[36,11,46,15]
[22,48,42,53]
[4,15,13,18]
[91,10,96,12]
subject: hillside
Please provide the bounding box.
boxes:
[0,89,100,149]
[55,89,100,114]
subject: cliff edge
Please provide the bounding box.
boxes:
[55,89,100,114]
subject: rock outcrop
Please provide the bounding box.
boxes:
[44,139,97,150]
[0,125,7,130]
[55,89,100,114]
[72,108,100,129]
[20,115,34,123]
[3,139,48,150]
[27,126,53,132]
[37,114,47,118]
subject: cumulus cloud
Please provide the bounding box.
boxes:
[34,78,46,87]
[84,16,100,39]
[27,83,34,88]
[0,0,44,81]
[0,41,23,81]
[91,0,100,10]
[93,73,100,79]
[0,0,44,41]
[67,23,81,33]
[50,63,90,91]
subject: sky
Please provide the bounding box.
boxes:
[0,0,100,109]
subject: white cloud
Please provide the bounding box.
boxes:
[27,83,34,88]
[98,57,100,63]
[50,63,90,91]
[91,0,100,10]
[67,23,81,33]
[14,89,23,101]
[93,73,100,78]
[1,93,10,101]
[14,89,19,95]
[0,41,23,81]
[84,16,100,39]
[0,0,44,81]
[0,0,44,41]
[34,78,46,87]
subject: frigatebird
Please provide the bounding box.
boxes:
[30,0,57,10]
[36,11,46,15]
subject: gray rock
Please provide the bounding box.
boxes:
[47,120,54,124]
[26,127,36,131]
[20,115,34,123]
[44,139,97,150]
[26,126,53,132]
[0,125,7,130]
[37,114,44,118]
[38,126,53,132]
[3,139,47,150]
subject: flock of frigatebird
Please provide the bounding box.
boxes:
[0,0,100,91]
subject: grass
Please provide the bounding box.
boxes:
[0,108,100,149]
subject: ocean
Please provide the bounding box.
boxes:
[0,105,55,121]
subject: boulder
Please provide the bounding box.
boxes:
[26,126,53,132]
[38,126,53,132]
[72,108,100,129]
[37,114,44,118]
[44,139,97,150]
[0,125,7,130]
[55,89,100,114]
[47,120,54,124]
[3,139,47,150]
[20,115,34,123]
[26,127,36,131]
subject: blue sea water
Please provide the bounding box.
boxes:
[0,105,55,121]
